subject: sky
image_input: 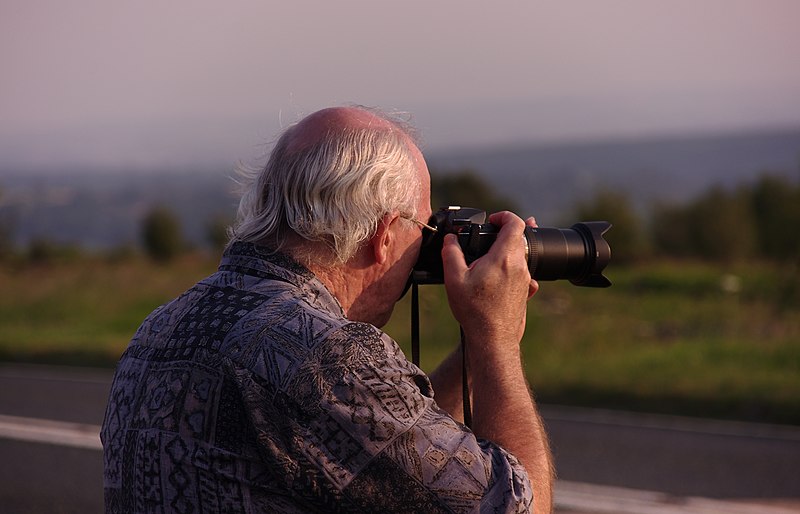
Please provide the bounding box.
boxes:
[2,0,800,171]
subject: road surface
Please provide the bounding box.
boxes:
[1,363,798,513]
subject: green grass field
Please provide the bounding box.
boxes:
[0,254,218,365]
[390,260,800,424]
[1,254,798,424]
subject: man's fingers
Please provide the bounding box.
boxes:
[485,211,527,257]
[487,210,522,226]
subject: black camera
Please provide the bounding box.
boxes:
[412,206,612,287]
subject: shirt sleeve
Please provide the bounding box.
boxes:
[281,322,534,513]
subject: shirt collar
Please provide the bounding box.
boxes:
[219,241,346,318]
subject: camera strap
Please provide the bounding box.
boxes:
[411,281,473,429]
[460,327,472,428]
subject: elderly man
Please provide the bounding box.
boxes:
[102,106,553,513]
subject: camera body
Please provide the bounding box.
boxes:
[412,206,612,287]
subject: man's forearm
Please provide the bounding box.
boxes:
[437,212,553,511]
[468,342,554,513]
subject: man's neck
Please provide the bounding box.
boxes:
[308,256,378,322]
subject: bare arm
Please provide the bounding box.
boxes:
[441,212,554,513]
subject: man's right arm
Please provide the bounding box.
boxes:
[441,211,554,514]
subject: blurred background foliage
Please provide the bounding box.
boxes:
[1,170,798,424]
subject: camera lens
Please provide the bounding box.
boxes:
[525,222,612,287]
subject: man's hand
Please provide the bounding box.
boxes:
[441,211,538,351]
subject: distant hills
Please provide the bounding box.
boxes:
[425,127,800,224]
[1,127,798,249]
[0,170,238,250]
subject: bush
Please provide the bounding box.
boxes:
[205,215,232,252]
[684,186,757,263]
[651,174,799,263]
[430,169,519,214]
[750,175,800,261]
[575,190,646,263]
[141,206,184,262]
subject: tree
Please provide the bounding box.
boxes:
[750,174,800,261]
[141,206,184,262]
[205,214,232,253]
[0,187,14,260]
[575,190,646,263]
[651,202,694,257]
[652,185,757,263]
[688,186,756,262]
[430,169,519,215]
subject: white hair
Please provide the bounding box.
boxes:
[230,108,422,265]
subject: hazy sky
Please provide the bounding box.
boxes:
[2,0,799,170]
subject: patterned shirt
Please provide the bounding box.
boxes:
[102,242,532,513]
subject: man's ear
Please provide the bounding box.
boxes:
[371,213,399,265]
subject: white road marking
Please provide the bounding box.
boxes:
[555,480,800,514]
[0,414,101,450]
[0,413,796,513]
[541,404,800,442]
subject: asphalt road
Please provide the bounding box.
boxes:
[1,363,799,513]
